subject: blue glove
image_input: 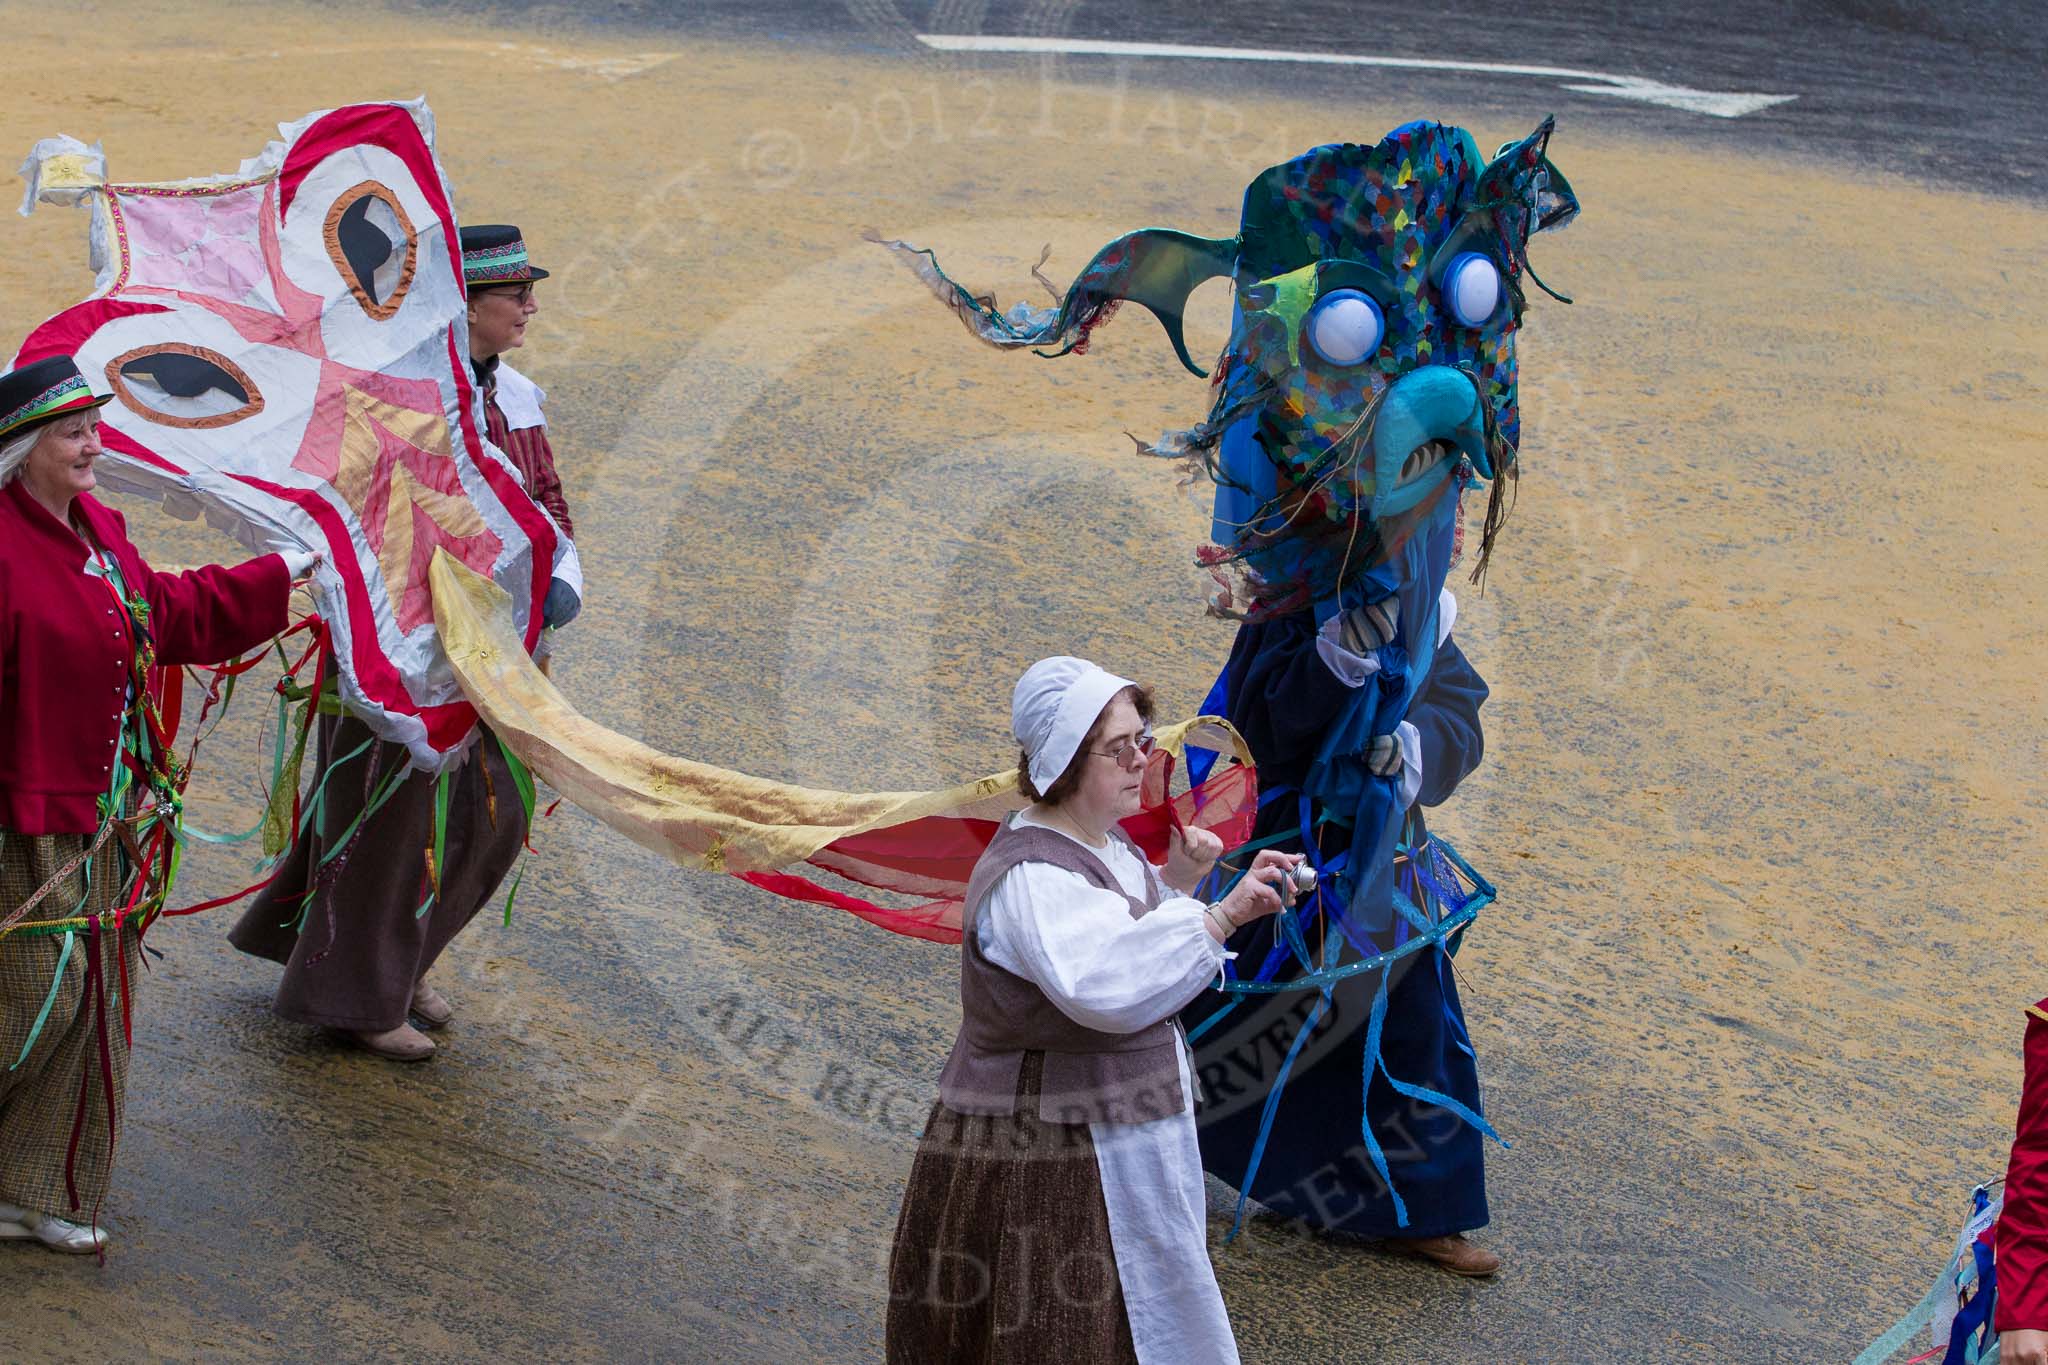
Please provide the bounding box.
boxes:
[542,577,581,629]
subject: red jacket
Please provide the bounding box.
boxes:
[1998,998,2048,1332]
[0,479,290,835]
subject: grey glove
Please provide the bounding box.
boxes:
[1335,596,1399,656]
[542,577,582,629]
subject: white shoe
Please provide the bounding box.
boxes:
[31,1212,105,1253]
[0,1204,105,1254]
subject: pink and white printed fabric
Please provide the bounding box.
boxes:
[15,99,575,771]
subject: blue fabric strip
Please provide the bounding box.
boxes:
[1357,963,1408,1228]
[1852,1270,1951,1365]
[1943,1230,1998,1364]
[1225,986,1333,1242]
[1185,997,1240,1045]
[1437,949,1477,1060]
[1376,1054,1503,1147]
[1219,902,1484,994]
[1256,782,1298,811]
[1185,667,1230,787]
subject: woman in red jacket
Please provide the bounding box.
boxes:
[2001,999,2048,1363]
[0,355,305,1255]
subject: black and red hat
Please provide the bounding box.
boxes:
[460,224,550,291]
[0,354,113,442]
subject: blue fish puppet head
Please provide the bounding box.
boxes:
[874,117,1578,626]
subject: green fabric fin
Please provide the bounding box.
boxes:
[870,226,1238,379]
[1094,229,1242,378]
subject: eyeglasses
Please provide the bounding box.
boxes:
[481,283,536,304]
[1087,731,1157,769]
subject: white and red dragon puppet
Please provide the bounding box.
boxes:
[12,99,1253,944]
[16,100,577,775]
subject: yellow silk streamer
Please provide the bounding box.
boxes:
[428,550,1252,876]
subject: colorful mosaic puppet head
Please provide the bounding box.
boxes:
[875,117,1577,624]
[16,101,567,771]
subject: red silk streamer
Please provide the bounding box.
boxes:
[62,924,97,1213]
[87,924,119,1262]
[736,760,1259,944]
[154,665,183,753]
[90,924,116,1119]
[107,823,161,1045]
[287,627,329,843]
[520,797,565,855]
[160,874,285,918]
[737,871,962,944]
[62,919,122,1260]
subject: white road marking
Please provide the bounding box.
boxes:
[916,33,1797,119]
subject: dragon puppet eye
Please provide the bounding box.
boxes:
[106,345,264,428]
[324,181,418,320]
[1440,252,1503,328]
[1305,289,1384,366]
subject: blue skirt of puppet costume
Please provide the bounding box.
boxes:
[1181,609,1496,1240]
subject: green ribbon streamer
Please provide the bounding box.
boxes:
[288,745,412,932]
[500,862,525,928]
[419,768,454,919]
[493,730,537,825]
[10,931,75,1071]
[260,684,318,858]
[489,733,537,929]
[293,735,378,865]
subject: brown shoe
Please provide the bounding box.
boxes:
[348,1022,436,1062]
[410,982,454,1030]
[1388,1233,1501,1277]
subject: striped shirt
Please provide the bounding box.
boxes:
[477,356,573,537]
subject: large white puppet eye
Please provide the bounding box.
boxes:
[324,181,417,320]
[106,344,264,428]
[1441,252,1502,328]
[1305,289,1385,366]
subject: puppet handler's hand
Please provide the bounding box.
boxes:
[2004,1330,2048,1365]
[1164,824,1224,893]
[1204,850,1302,942]
[543,577,582,629]
[278,547,322,580]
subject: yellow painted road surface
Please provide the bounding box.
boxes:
[2,3,2045,1360]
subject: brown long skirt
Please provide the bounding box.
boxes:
[227,713,526,1032]
[887,1053,1138,1365]
[0,829,140,1219]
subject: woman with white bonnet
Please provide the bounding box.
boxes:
[888,656,1303,1363]
[0,353,313,1254]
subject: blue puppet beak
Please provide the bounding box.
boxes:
[1369,366,1493,520]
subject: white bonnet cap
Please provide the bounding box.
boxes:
[1012,656,1137,793]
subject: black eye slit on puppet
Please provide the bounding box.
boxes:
[107,344,263,429]
[324,181,417,320]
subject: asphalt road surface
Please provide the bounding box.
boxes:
[4,2,2045,1362]
[409,0,2048,198]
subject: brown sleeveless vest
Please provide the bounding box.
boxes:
[937,815,1193,1126]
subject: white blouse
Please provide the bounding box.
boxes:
[975,810,1241,1365]
[977,817,1223,1033]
